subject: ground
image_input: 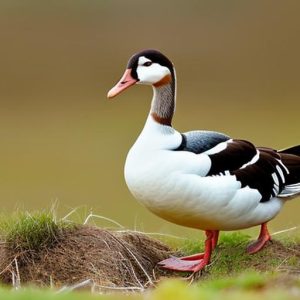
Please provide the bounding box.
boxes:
[0,211,299,299]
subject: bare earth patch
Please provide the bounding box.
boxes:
[0,225,171,291]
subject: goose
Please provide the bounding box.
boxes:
[107,49,300,273]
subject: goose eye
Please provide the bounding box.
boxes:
[143,61,152,67]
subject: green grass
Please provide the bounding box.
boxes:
[173,231,299,276]
[0,210,72,253]
[150,278,300,300]
[155,230,300,299]
[0,287,129,300]
[0,275,299,300]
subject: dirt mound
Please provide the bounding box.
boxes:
[0,225,171,290]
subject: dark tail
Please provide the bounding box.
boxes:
[279,145,300,156]
[278,145,300,197]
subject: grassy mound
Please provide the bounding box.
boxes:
[0,211,70,253]
[0,212,171,290]
[0,211,299,299]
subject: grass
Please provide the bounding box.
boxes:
[173,230,300,276]
[0,211,72,253]
[155,229,300,299]
[0,211,299,299]
[0,275,299,300]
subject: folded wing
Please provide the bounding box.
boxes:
[179,136,300,203]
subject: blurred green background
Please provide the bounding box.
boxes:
[0,0,299,236]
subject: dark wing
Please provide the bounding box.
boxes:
[175,130,230,154]
[206,139,257,176]
[175,132,299,202]
[203,139,290,202]
[231,147,289,202]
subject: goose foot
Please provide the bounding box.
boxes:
[247,223,271,254]
[158,256,208,272]
[158,230,219,273]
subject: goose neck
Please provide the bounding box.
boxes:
[150,72,176,127]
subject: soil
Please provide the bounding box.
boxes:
[0,225,172,290]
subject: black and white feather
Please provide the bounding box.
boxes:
[179,135,300,203]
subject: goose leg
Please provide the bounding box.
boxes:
[247,223,271,254]
[158,230,219,272]
[180,230,219,261]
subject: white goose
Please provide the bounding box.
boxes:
[107,49,300,273]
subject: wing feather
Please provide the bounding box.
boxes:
[206,140,257,176]
[176,133,300,203]
[175,130,230,154]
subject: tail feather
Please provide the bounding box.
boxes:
[279,145,300,156]
[278,145,300,198]
[279,183,300,198]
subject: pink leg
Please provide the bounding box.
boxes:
[158,230,219,272]
[180,230,219,261]
[247,223,271,254]
[212,230,219,249]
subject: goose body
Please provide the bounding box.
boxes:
[124,116,284,231]
[108,49,300,273]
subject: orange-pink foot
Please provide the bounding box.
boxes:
[158,256,205,272]
[158,230,219,273]
[247,223,271,254]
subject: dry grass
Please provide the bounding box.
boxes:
[0,224,171,291]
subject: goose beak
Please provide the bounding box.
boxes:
[107,69,137,99]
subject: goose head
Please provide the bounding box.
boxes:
[107,49,175,99]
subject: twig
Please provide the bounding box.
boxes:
[0,261,14,277]
[57,279,94,293]
[83,213,124,229]
[275,256,290,271]
[128,259,145,290]
[10,269,16,289]
[105,231,154,287]
[13,258,21,290]
[61,208,78,221]
[116,230,185,240]
[0,253,25,276]
[95,285,144,291]
[272,226,298,236]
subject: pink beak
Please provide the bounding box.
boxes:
[107,69,137,99]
